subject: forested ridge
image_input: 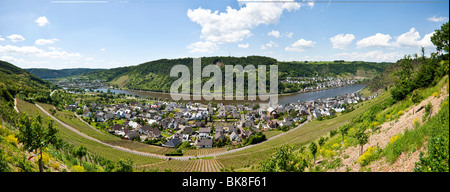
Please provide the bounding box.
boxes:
[79,56,391,94]
[25,68,103,79]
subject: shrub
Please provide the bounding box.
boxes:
[413,118,420,128]
[432,91,440,98]
[357,146,381,167]
[72,165,85,172]
[5,134,18,147]
[50,161,60,170]
[331,143,340,150]
[390,134,400,144]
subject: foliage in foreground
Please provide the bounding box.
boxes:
[259,145,310,172]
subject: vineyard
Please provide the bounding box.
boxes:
[184,148,227,156]
[142,158,225,172]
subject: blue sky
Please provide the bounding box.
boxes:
[0,0,448,69]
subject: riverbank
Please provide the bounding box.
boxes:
[91,83,367,105]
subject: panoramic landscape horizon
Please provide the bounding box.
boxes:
[0,0,449,187]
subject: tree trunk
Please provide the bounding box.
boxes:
[39,149,43,172]
[359,145,363,156]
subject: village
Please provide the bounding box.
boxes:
[66,90,377,151]
[281,77,361,92]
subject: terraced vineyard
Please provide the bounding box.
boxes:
[142,158,225,172]
[184,148,227,156]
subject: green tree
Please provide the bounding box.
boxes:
[411,89,422,115]
[17,113,58,172]
[309,142,318,164]
[114,159,134,172]
[354,127,369,156]
[431,22,449,55]
[339,124,350,146]
[259,145,309,172]
[73,145,87,166]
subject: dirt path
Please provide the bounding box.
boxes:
[332,84,448,172]
[14,98,19,113]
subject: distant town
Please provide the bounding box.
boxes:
[281,76,362,92]
[65,87,377,151]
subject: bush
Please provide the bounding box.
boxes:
[165,148,183,156]
[72,165,85,172]
[5,134,18,147]
[357,146,381,167]
[243,132,266,146]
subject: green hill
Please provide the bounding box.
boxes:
[0,60,56,103]
[25,68,104,79]
[79,56,391,94]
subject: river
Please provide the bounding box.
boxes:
[93,84,367,105]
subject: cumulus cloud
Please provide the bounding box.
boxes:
[35,38,59,45]
[7,34,25,42]
[285,39,315,52]
[268,30,294,38]
[238,43,249,48]
[284,32,294,38]
[268,30,281,38]
[335,50,403,62]
[395,28,435,48]
[330,33,355,49]
[356,33,392,48]
[427,16,449,23]
[35,16,49,27]
[0,35,4,41]
[261,41,278,49]
[186,0,304,52]
[187,41,219,53]
[0,44,81,59]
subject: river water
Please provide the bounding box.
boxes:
[93,84,367,105]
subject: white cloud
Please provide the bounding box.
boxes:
[356,33,392,48]
[187,0,301,46]
[35,38,59,45]
[0,35,4,41]
[268,30,281,38]
[261,41,278,49]
[0,44,81,59]
[357,33,392,48]
[7,34,25,42]
[35,16,49,27]
[418,32,435,48]
[427,16,449,23]
[284,32,294,38]
[268,30,294,38]
[238,43,249,48]
[330,33,355,49]
[334,50,403,62]
[395,28,435,48]
[0,55,25,64]
[285,39,315,52]
[99,48,106,51]
[187,41,219,53]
